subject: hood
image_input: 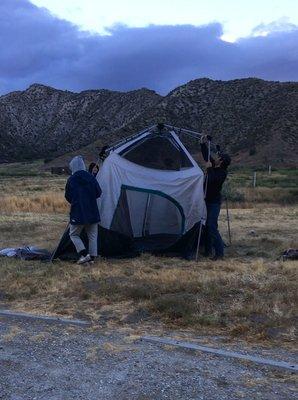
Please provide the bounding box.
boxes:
[69,156,86,174]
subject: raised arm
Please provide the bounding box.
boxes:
[200,135,214,164]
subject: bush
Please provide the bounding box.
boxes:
[222,184,245,202]
[152,293,197,320]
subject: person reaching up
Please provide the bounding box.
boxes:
[65,156,102,264]
[200,135,231,260]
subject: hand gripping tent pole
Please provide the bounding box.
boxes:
[164,124,219,153]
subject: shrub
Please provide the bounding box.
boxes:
[222,184,245,202]
[152,293,197,320]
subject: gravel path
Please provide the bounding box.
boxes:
[0,315,297,400]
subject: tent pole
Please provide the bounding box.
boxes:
[195,222,203,262]
[106,125,157,153]
[164,124,203,137]
[142,193,151,237]
[50,223,70,262]
[195,138,211,261]
[225,198,232,245]
[166,124,218,153]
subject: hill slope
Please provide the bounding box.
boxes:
[72,78,297,166]
[0,78,297,165]
[0,84,161,162]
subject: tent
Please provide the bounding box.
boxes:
[51,124,206,260]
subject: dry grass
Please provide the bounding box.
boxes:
[0,193,68,214]
[0,213,67,249]
[240,187,297,205]
[0,163,297,343]
[0,251,297,342]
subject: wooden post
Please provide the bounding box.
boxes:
[253,171,257,188]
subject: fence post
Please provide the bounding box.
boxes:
[253,171,257,188]
[268,165,272,175]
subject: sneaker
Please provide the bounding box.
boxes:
[77,254,91,264]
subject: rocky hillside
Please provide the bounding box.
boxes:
[74,78,297,166]
[0,78,297,165]
[0,84,161,162]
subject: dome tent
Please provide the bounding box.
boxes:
[51,124,206,260]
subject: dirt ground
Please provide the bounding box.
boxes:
[1,205,297,344]
[0,315,297,400]
[0,166,297,398]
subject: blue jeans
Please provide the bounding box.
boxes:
[205,202,224,257]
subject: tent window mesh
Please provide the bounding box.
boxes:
[111,186,184,250]
[120,134,193,170]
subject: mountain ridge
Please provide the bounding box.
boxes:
[0,78,297,166]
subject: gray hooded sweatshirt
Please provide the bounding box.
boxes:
[69,156,86,174]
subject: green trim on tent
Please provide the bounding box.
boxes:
[122,184,186,234]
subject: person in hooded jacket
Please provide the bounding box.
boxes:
[65,156,102,264]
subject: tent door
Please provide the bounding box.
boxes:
[111,185,185,251]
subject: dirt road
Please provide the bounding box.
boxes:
[0,315,297,400]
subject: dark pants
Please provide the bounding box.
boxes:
[205,202,224,257]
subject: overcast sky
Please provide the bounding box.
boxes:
[0,0,297,95]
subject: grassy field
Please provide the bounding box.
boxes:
[0,162,297,343]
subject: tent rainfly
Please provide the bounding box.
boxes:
[52,124,207,260]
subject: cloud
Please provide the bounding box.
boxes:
[0,0,297,95]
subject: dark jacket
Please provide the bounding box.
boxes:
[65,170,102,225]
[201,143,227,203]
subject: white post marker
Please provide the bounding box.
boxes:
[253,171,257,188]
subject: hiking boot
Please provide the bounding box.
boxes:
[77,254,92,264]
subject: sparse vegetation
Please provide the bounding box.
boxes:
[0,162,297,342]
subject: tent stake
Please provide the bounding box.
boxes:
[195,222,203,261]
[225,198,232,245]
[50,223,70,262]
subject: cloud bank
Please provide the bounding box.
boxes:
[0,0,297,95]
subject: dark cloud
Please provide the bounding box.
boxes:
[0,0,297,95]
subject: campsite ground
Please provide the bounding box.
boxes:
[0,162,297,398]
[0,162,297,341]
